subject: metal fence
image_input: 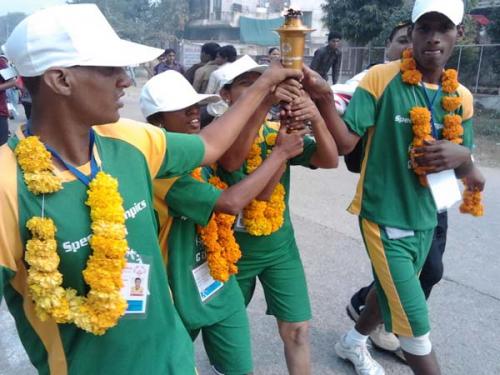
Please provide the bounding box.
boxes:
[309,44,500,94]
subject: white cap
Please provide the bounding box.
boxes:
[217,55,268,88]
[2,4,163,77]
[411,0,464,26]
[140,70,221,118]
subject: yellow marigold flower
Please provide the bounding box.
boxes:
[15,136,53,172]
[442,96,462,112]
[26,217,56,240]
[91,221,127,240]
[25,251,60,272]
[402,70,422,85]
[265,133,278,146]
[89,236,128,258]
[28,269,63,289]
[90,206,126,224]
[24,172,63,195]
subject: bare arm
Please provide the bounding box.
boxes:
[289,91,339,168]
[215,126,305,214]
[301,65,360,155]
[204,72,303,169]
[0,79,16,92]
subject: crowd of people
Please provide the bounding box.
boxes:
[0,0,486,374]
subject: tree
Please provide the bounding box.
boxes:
[68,0,190,47]
[486,7,500,43]
[321,0,406,46]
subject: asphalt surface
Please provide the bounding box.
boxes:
[1,86,499,375]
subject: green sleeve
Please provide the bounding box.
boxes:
[166,175,222,226]
[156,131,205,178]
[0,266,15,302]
[343,86,377,137]
[462,118,474,150]
[290,135,317,167]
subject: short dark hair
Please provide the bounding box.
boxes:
[268,47,279,55]
[218,45,237,62]
[388,21,411,42]
[146,112,163,126]
[201,42,221,60]
[328,31,342,41]
[163,48,176,55]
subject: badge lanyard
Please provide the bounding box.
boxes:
[420,82,442,139]
[25,122,99,186]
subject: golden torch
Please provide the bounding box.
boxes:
[276,8,314,69]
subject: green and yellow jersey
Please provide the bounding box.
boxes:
[155,167,245,330]
[344,61,474,231]
[0,119,205,375]
[217,122,317,255]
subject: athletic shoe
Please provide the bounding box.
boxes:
[369,324,401,353]
[335,334,385,375]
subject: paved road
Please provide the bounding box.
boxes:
[2,88,499,375]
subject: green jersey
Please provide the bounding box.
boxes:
[344,61,474,231]
[0,119,205,375]
[155,167,245,330]
[217,122,317,254]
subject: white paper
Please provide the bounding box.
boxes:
[0,66,17,81]
[427,169,462,213]
[192,262,223,302]
[385,227,415,240]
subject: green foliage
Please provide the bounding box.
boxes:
[68,0,190,47]
[486,7,500,43]
[321,0,405,45]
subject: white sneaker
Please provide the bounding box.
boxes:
[335,334,385,375]
[369,324,401,353]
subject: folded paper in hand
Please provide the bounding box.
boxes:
[427,169,462,213]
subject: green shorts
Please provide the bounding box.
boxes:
[235,238,312,323]
[190,305,253,375]
[359,218,434,337]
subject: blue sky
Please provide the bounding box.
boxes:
[0,0,68,16]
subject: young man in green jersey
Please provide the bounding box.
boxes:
[215,55,339,375]
[298,0,485,374]
[0,5,301,375]
[140,70,307,375]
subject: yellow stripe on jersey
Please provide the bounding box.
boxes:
[0,145,22,271]
[348,128,375,215]
[154,177,180,263]
[457,84,474,121]
[95,119,167,178]
[11,264,68,375]
[361,219,413,337]
[358,61,402,101]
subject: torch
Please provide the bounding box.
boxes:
[276,8,314,70]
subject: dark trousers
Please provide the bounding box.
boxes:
[353,211,448,306]
[0,116,8,146]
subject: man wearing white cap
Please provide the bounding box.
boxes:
[0,4,301,375]
[298,0,485,374]
[215,55,339,375]
[140,70,307,375]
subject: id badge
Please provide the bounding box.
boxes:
[234,212,247,233]
[192,262,223,302]
[121,261,150,315]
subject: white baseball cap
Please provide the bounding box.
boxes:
[411,0,464,26]
[217,55,268,88]
[140,70,221,118]
[2,4,163,77]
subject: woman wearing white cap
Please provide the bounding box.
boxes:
[0,4,302,375]
[214,55,339,374]
[141,70,308,375]
[301,0,485,374]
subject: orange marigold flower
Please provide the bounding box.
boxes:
[402,49,413,59]
[400,58,417,72]
[402,69,422,85]
[442,69,459,93]
[441,96,462,112]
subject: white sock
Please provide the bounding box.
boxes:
[345,328,368,347]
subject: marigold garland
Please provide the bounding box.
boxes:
[242,135,286,236]
[16,135,128,335]
[191,168,241,282]
[401,48,483,216]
